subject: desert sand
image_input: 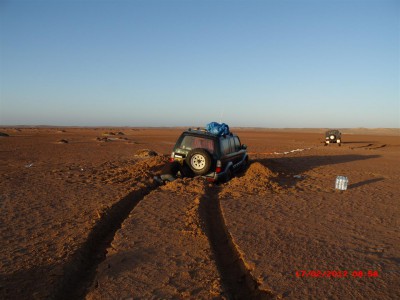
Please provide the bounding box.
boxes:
[0,127,399,299]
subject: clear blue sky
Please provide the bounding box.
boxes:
[1,0,399,127]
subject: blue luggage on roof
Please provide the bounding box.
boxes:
[206,122,230,136]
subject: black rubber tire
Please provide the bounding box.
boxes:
[223,168,233,183]
[186,148,212,175]
[241,157,248,172]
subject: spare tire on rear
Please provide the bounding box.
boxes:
[186,148,212,175]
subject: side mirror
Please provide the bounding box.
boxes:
[242,144,247,150]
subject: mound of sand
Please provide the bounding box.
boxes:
[101,131,125,136]
[102,132,115,136]
[245,161,275,178]
[96,137,109,142]
[220,162,279,197]
[97,155,167,186]
[161,177,208,195]
[135,149,158,157]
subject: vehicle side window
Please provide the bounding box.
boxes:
[221,137,231,155]
[233,137,241,151]
[229,137,236,153]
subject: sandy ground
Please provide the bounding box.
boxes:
[0,127,399,299]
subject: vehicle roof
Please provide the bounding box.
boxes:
[182,129,237,138]
[326,129,341,134]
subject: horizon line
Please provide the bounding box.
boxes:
[1,125,399,130]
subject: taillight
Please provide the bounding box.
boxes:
[169,152,175,162]
[216,160,222,173]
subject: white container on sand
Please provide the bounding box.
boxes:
[335,176,349,190]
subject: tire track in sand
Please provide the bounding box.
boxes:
[53,185,158,300]
[199,184,275,299]
[85,178,223,299]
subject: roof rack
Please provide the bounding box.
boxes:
[186,128,217,136]
[185,128,235,138]
[188,127,208,132]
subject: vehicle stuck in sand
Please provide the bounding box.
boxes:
[325,129,342,146]
[170,126,248,182]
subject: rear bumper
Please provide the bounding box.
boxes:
[203,155,248,182]
[325,139,341,144]
[202,170,226,182]
[172,158,225,182]
[174,154,248,182]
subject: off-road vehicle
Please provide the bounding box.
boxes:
[325,129,342,146]
[170,128,248,182]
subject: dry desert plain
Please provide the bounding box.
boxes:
[0,127,399,299]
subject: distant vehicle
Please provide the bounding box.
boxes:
[170,128,248,182]
[325,129,342,146]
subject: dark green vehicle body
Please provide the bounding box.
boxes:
[170,129,248,182]
[325,129,342,146]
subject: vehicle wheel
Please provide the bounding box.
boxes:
[241,157,249,171]
[186,148,212,175]
[224,168,233,183]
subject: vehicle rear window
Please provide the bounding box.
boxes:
[179,136,215,153]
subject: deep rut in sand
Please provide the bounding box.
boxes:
[53,185,158,300]
[55,178,274,299]
[199,184,275,299]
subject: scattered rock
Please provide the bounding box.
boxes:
[102,132,115,136]
[135,149,158,157]
[102,131,125,136]
[0,132,10,137]
[97,136,128,142]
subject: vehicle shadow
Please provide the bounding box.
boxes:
[0,263,60,300]
[349,177,384,189]
[252,154,381,189]
[255,154,380,174]
[342,141,377,144]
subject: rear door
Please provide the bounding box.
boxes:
[219,136,244,169]
[231,136,244,166]
[219,136,234,168]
